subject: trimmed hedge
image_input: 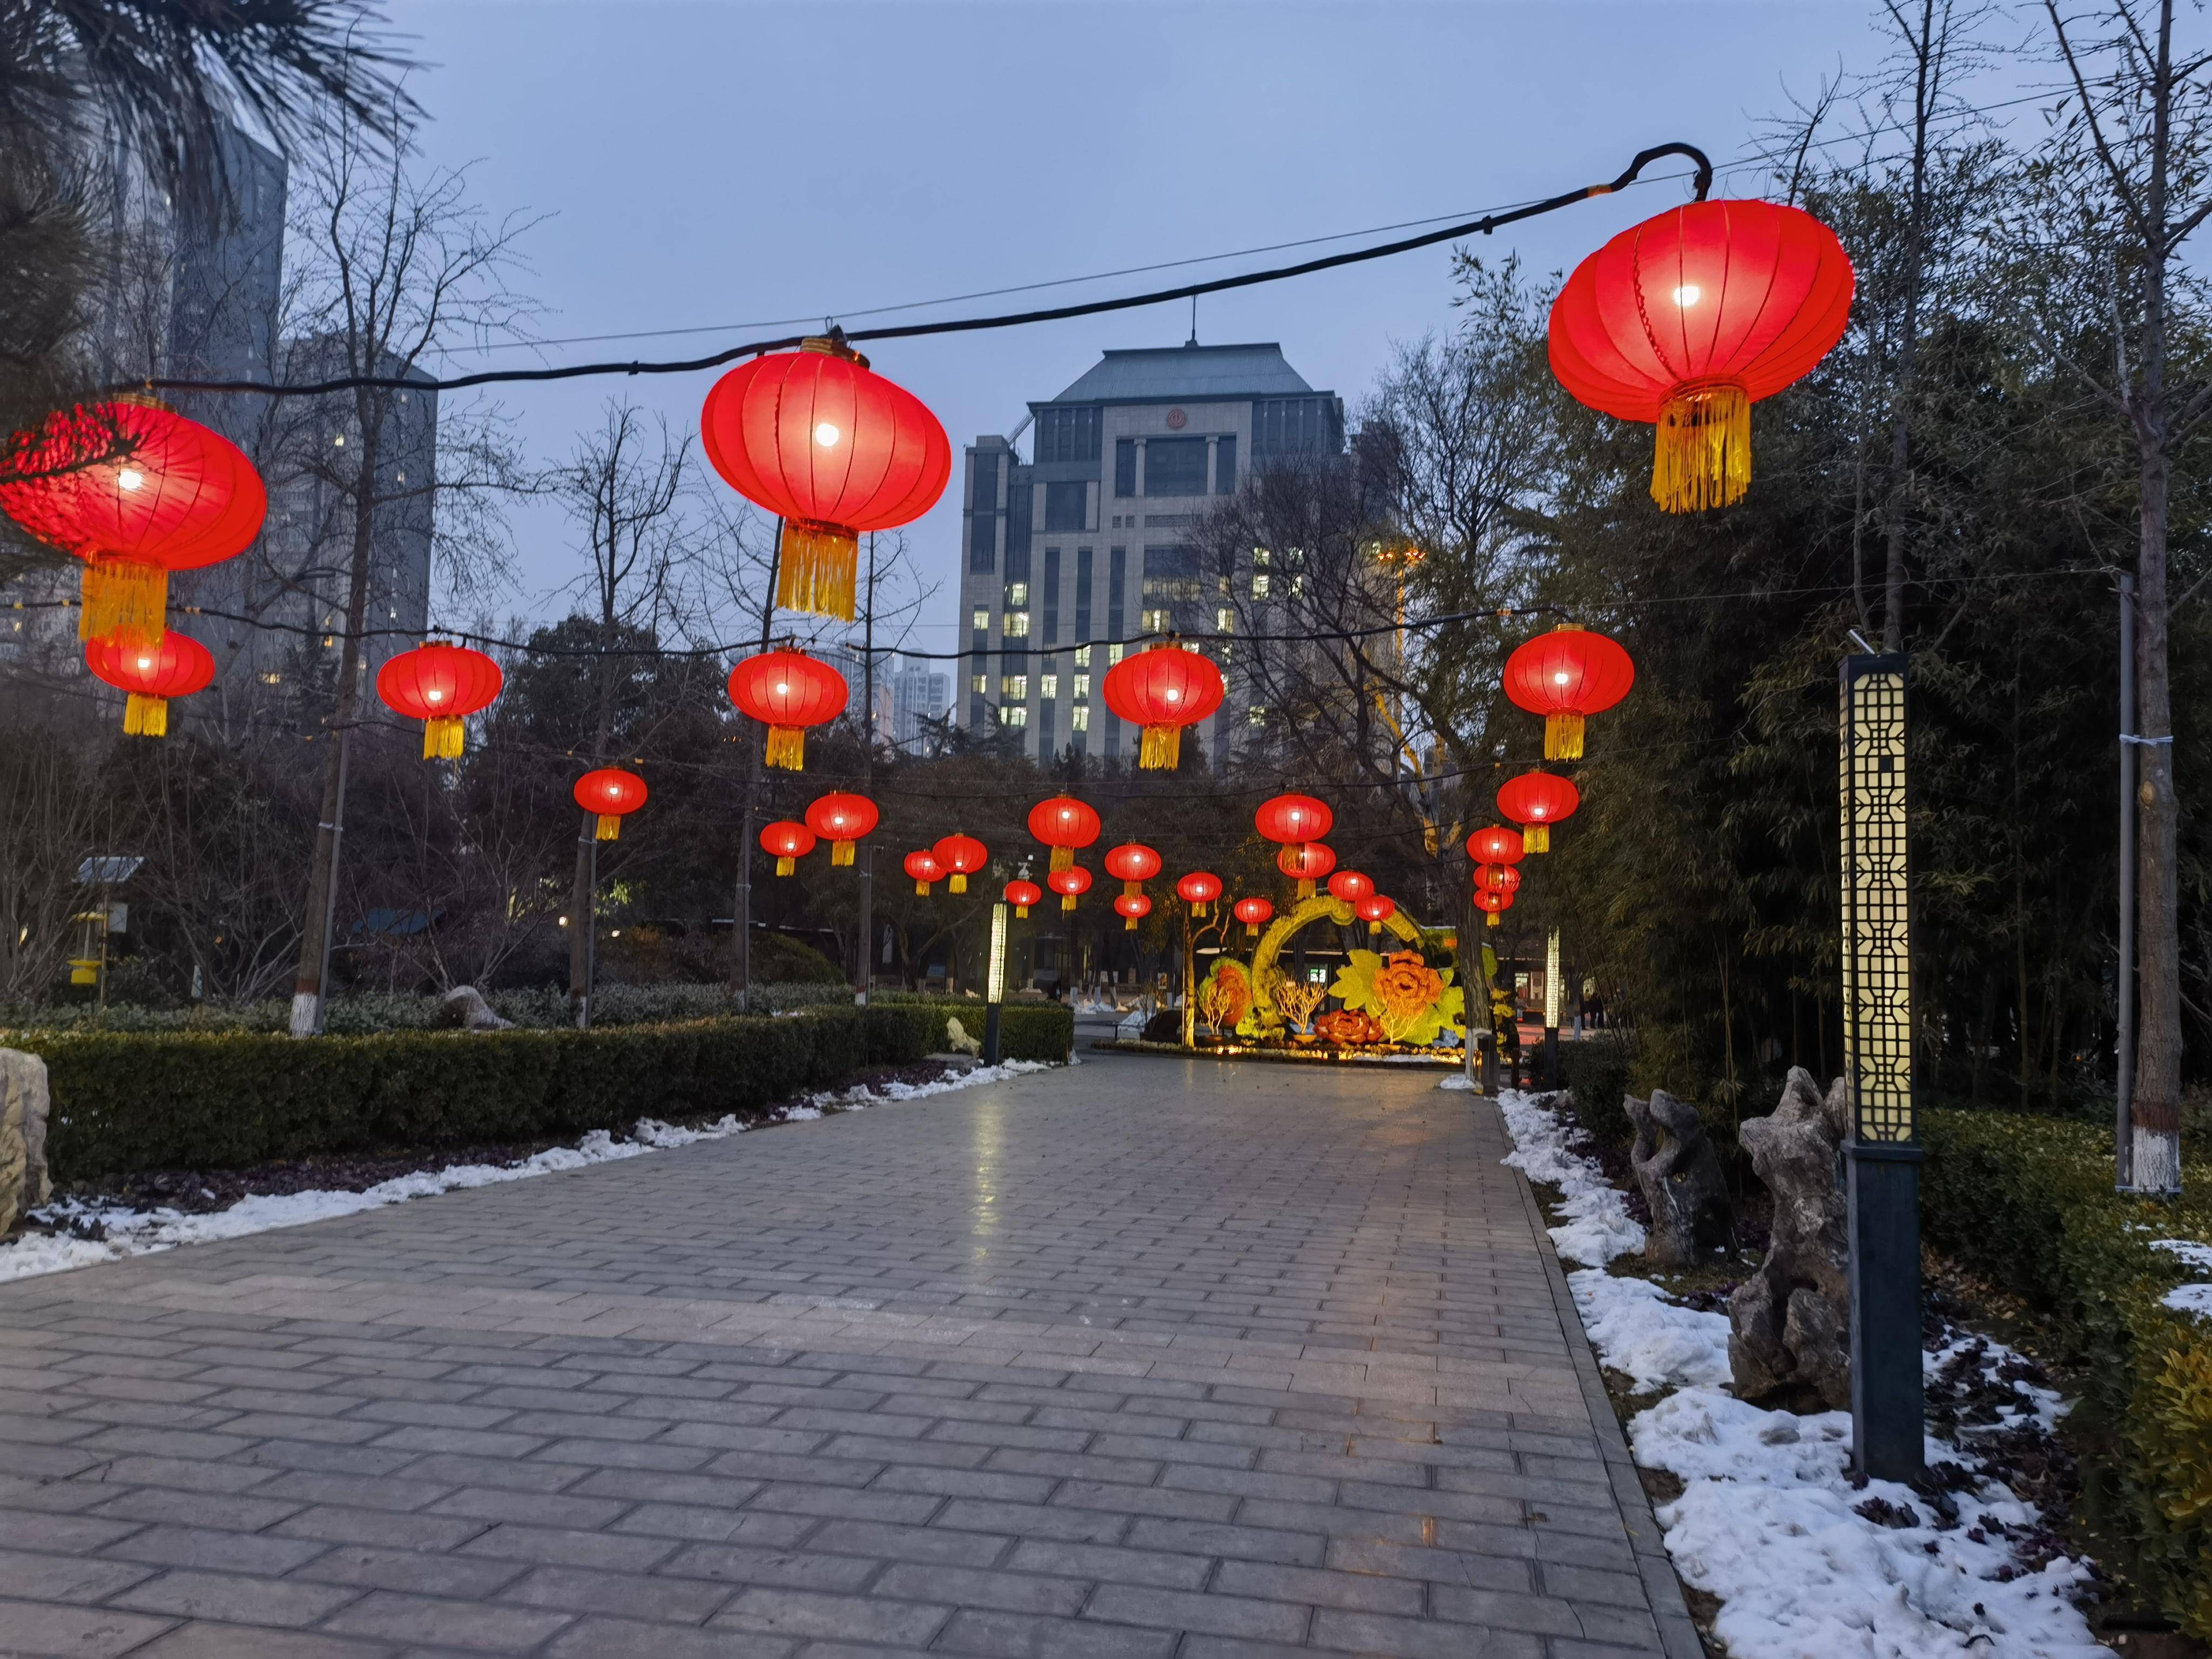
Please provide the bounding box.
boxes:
[16,1002,1072,1182]
[1923,1108,2212,1634]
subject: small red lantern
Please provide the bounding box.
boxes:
[1498,770,1580,854]
[727,649,848,771]
[575,768,648,840]
[1104,841,1162,899]
[904,849,945,895]
[761,820,816,876]
[85,630,213,737]
[0,399,266,648]
[1003,879,1043,918]
[1475,887,1515,927]
[1232,895,1274,938]
[1503,625,1635,760]
[1048,865,1092,912]
[1028,794,1101,872]
[1327,869,1374,905]
[1115,892,1152,932]
[1102,643,1225,770]
[700,338,952,621]
[1466,825,1526,867]
[805,792,878,866]
[1354,894,1397,935]
[1277,840,1337,899]
[1476,863,1523,897]
[1255,793,1332,847]
[1548,199,1854,512]
[1176,871,1222,916]
[376,642,503,758]
[932,833,987,894]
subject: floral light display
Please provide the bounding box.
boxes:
[1498,770,1580,853]
[1330,948,1464,1044]
[804,792,878,866]
[903,849,944,896]
[1003,879,1042,918]
[727,649,848,771]
[376,642,504,759]
[1049,865,1092,913]
[1502,624,1635,760]
[574,768,648,841]
[932,833,986,894]
[1175,871,1222,917]
[1232,895,1273,938]
[761,820,815,875]
[85,631,213,737]
[1028,794,1101,872]
[1101,643,1224,770]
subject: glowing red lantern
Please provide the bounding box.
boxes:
[761,820,816,876]
[904,849,945,895]
[1548,199,1854,512]
[85,630,213,737]
[575,768,648,840]
[376,642,503,759]
[700,338,951,621]
[1232,895,1274,938]
[1277,840,1337,899]
[1475,887,1515,927]
[1498,770,1579,854]
[1048,865,1092,912]
[1466,825,1525,866]
[1327,870,1374,905]
[1176,871,1222,916]
[1354,894,1397,935]
[1503,625,1635,760]
[0,399,266,647]
[1028,794,1101,872]
[1104,841,1162,899]
[932,833,987,894]
[1476,863,1523,898]
[727,649,847,771]
[1115,892,1152,932]
[804,792,878,866]
[1003,879,1043,919]
[1255,793,1332,848]
[1102,643,1224,770]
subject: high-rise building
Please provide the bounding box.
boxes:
[956,343,1343,765]
[890,658,952,753]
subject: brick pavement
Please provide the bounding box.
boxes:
[0,1053,1701,1657]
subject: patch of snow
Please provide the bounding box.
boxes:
[1572,1267,1731,1391]
[1495,1088,1645,1265]
[1437,1073,1478,1092]
[2152,1238,2212,1270]
[2166,1284,2212,1319]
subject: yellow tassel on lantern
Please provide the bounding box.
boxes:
[1296,879,1316,900]
[1061,892,1077,912]
[1367,920,1382,935]
[775,855,795,876]
[949,873,967,893]
[832,840,854,866]
[79,557,167,648]
[423,715,466,759]
[1486,911,1501,928]
[1015,903,1029,918]
[1545,711,1585,761]
[1123,914,1138,932]
[764,725,806,770]
[1138,723,1181,770]
[1049,846,1073,873]
[596,814,622,840]
[775,520,859,622]
[1650,383,1750,514]
[915,878,933,896]
[1521,824,1549,854]
[1245,922,1259,938]
[122,692,168,737]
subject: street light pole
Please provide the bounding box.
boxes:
[983,901,1007,1065]
[2117,574,2137,1188]
[858,532,878,1007]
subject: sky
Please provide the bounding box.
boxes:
[377,0,1894,655]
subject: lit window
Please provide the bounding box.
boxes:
[1252,572,1270,599]
[1248,705,1267,726]
[1073,673,1090,699]
[1001,705,1029,727]
[1002,674,1028,700]
[1253,547,1271,567]
[1039,673,1058,699]
[1007,582,1029,606]
[971,673,987,694]
[260,671,282,685]
[1140,608,1169,633]
[972,607,989,632]
[1108,643,1125,665]
[1287,547,1305,565]
[1289,574,1304,597]
[1216,608,1233,633]
[1004,611,1030,638]
[1074,645,1091,668]
[1071,705,1090,731]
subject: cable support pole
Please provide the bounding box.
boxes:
[733,520,781,1010]
[858,533,876,1006]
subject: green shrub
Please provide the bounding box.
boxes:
[865,995,1074,1064]
[1561,1031,1636,1147]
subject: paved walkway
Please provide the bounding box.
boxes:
[0,1056,1698,1659]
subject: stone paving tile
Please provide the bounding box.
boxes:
[0,1056,1702,1658]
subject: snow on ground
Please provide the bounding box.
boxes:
[1479,1086,2106,1659]
[1,1058,1051,1285]
[2150,1238,2212,1319]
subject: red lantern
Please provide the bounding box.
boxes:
[1176,871,1222,916]
[805,792,878,866]
[1475,863,1523,897]
[1115,892,1152,932]
[1498,770,1580,854]
[700,338,951,621]
[85,630,213,737]
[1028,794,1101,873]
[1003,879,1043,919]
[932,833,987,894]
[1548,200,1854,512]
[1354,894,1397,935]
[1503,625,1635,760]
[1475,887,1515,927]
[575,768,648,841]
[1255,793,1333,846]
[761,820,816,876]
[1466,825,1526,867]
[1048,864,1092,913]
[0,399,266,648]
[1102,643,1224,770]
[1277,840,1337,899]
[904,849,945,896]
[1104,841,1162,899]
[727,649,848,771]
[1232,895,1274,938]
[376,642,503,759]
[1327,870,1374,905]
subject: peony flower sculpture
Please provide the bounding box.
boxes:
[1329,949,1466,1047]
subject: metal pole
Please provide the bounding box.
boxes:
[2118,574,2137,1188]
[583,836,597,1028]
[309,730,350,1035]
[732,518,782,1011]
[857,533,876,1006]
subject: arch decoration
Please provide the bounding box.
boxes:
[1195,894,1466,1052]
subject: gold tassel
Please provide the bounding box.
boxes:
[915,878,932,896]
[597,813,621,840]
[1297,879,1315,900]
[424,716,466,759]
[765,725,805,770]
[1124,915,1138,932]
[1061,893,1077,912]
[774,520,859,622]
[79,558,167,647]
[1123,880,1141,900]
[1016,903,1029,919]
[1650,384,1750,514]
[832,840,854,866]
[949,873,967,893]
[1050,846,1073,873]
[1138,723,1180,770]
[1545,711,1584,761]
[775,855,795,876]
[1522,824,1549,854]
[1487,911,1501,928]
[1368,920,1381,935]
[123,692,167,736]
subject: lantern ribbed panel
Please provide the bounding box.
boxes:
[805,792,878,866]
[903,850,943,895]
[0,401,266,570]
[1466,826,1525,866]
[86,630,213,738]
[1028,795,1101,872]
[377,643,503,759]
[1101,644,1224,770]
[1326,871,1374,904]
[575,768,646,840]
[1048,865,1091,912]
[933,834,986,894]
[728,650,848,771]
[1502,627,1635,760]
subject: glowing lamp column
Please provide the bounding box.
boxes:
[983,901,1008,1067]
[1543,928,1562,1087]
[1839,652,1922,1482]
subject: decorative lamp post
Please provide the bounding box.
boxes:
[85,631,214,737]
[1503,626,1635,760]
[983,901,1008,1065]
[1545,927,1563,1085]
[568,768,646,1030]
[376,642,504,759]
[760,821,815,876]
[1101,643,1225,769]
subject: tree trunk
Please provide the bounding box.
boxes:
[568,822,595,1028]
[1883,0,1938,653]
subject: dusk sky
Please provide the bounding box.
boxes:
[381,1,1923,654]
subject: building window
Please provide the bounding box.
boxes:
[1004,611,1030,638]
[1074,645,1091,668]
[1073,673,1090,699]
[1253,546,1271,566]
[1000,704,1028,728]
[1215,435,1238,494]
[1114,439,1136,497]
[1289,573,1304,597]
[971,673,987,694]
[1143,436,1206,497]
[1216,607,1234,633]
[1006,582,1028,606]
[1071,705,1090,732]
[1039,673,1058,699]
[1108,643,1125,664]
[1044,481,1087,532]
[1252,572,1270,599]
[968,513,996,574]
[1248,704,1267,726]
[1140,607,1169,634]
[1035,405,1101,463]
[1002,674,1028,700]
[972,606,989,632]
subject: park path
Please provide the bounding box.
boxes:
[0,1054,1700,1659]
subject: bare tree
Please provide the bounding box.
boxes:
[0,739,107,1003]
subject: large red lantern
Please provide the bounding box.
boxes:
[1048,865,1092,912]
[1104,841,1162,899]
[1548,199,1854,513]
[1503,625,1635,760]
[1102,643,1224,770]
[904,849,945,895]
[932,833,987,894]
[1498,770,1580,854]
[761,820,816,876]
[728,649,847,771]
[700,338,951,621]
[1028,794,1101,873]
[1327,869,1374,905]
[0,399,266,647]
[1176,871,1222,917]
[1003,879,1043,919]
[1255,793,1333,847]
[1115,892,1152,932]
[805,792,878,866]
[1277,840,1337,899]
[575,768,648,840]
[1475,887,1515,927]
[1354,894,1397,935]
[376,642,504,759]
[1232,895,1274,938]
[1476,862,1524,897]
[85,631,213,737]
[1467,825,1526,867]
